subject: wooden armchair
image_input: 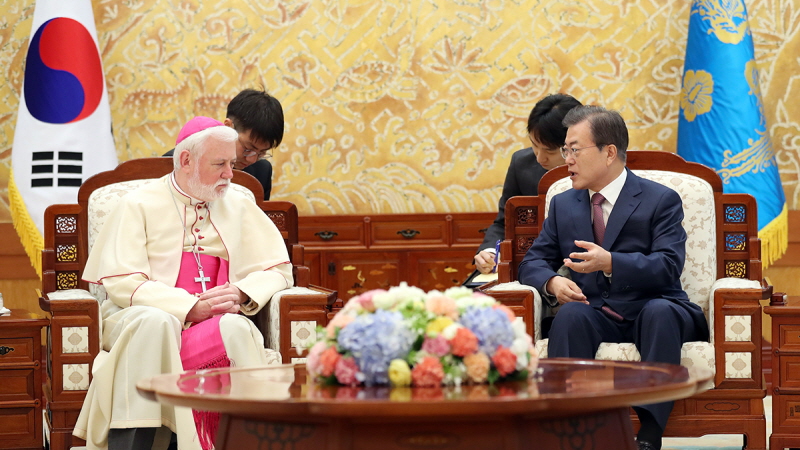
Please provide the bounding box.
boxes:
[38,157,336,450]
[482,151,770,449]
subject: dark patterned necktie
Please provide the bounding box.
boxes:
[591,192,606,245]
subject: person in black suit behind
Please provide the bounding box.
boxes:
[518,106,709,450]
[473,93,582,274]
[165,89,282,199]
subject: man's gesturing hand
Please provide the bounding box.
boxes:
[563,240,612,275]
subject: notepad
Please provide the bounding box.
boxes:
[471,272,498,284]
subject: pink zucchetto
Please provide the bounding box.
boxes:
[175,116,225,145]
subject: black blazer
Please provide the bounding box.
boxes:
[163,149,272,200]
[478,147,548,252]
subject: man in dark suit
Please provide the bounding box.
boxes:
[474,94,582,274]
[517,106,709,450]
[165,89,282,199]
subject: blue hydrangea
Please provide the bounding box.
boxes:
[337,309,416,385]
[459,306,514,356]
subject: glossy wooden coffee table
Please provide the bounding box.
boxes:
[137,359,711,450]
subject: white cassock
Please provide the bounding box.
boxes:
[73,174,293,450]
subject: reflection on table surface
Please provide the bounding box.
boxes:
[156,358,709,405]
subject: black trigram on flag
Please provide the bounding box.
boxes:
[31,151,83,187]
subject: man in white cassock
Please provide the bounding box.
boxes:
[73,117,293,450]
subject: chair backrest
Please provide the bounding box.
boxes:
[86,179,257,252]
[42,157,303,295]
[543,170,717,319]
[498,152,762,312]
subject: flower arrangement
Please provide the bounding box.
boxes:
[306,283,538,387]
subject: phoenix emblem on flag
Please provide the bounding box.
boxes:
[691,0,750,45]
[718,130,777,183]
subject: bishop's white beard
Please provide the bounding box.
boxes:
[187,169,230,202]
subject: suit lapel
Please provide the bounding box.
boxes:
[569,190,594,243]
[602,169,642,249]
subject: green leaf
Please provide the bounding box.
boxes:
[487,368,500,385]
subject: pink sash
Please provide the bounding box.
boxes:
[177,252,231,450]
[180,316,230,450]
[175,252,229,295]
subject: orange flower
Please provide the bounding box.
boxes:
[425,294,458,319]
[326,313,354,338]
[411,356,445,387]
[493,304,516,322]
[411,386,445,400]
[492,346,517,376]
[466,384,490,400]
[527,345,539,373]
[463,352,490,383]
[450,327,479,357]
[319,346,341,377]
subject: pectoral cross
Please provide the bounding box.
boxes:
[195,268,210,292]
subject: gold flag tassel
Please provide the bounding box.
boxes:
[8,169,43,279]
[759,204,788,269]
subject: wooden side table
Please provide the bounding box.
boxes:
[0,309,49,450]
[764,295,800,450]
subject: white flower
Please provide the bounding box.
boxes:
[443,286,474,300]
[441,323,463,340]
[454,294,495,311]
[511,318,528,339]
[341,299,364,314]
[510,338,530,371]
[372,291,397,310]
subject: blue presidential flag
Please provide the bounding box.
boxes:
[10,0,118,277]
[677,0,787,267]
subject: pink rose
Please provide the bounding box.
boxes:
[450,327,478,357]
[411,356,445,387]
[357,289,385,312]
[306,341,327,378]
[421,335,451,357]
[335,356,361,386]
[358,296,376,312]
[319,346,341,377]
[335,386,360,399]
[425,294,458,319]
[491,346,517,377]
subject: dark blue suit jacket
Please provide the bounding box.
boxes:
[518,169,708,338]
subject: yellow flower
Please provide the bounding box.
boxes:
[680,70,714,122]
[426,317,454,336]
[388,359,412,387]
[389,387,412,401]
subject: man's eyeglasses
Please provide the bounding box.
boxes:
[560,144,605,159]
[240,137,273,160]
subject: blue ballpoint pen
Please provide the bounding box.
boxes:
[493,239,501,273]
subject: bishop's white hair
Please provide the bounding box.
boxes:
[172,125,238,170]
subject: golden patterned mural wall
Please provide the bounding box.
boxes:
[0,0,798,220]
